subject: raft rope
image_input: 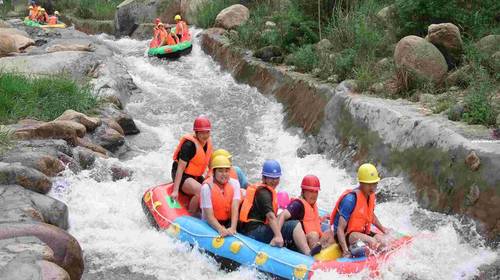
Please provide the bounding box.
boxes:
[146,190,316,274]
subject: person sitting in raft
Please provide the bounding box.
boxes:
[324,163,391,258]
[28,1,39,20]
[209,149,248,189]
[150,19,163,48]
[164,25,179,45]
[174,14,189,42]
[239,160,312,255]
[36,7,48,23]
[171,116,213,215]
[277,175,324,254]
[201,156,241,237]
[47,10,59,25]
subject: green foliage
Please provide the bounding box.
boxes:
[194,0,238,28]
[0,73,98,124]
[462,76,496,126]
[0,0,13,16]
[395,0,500,39]
[74,0,121,20]
[286,44,318,72]
[0,126,14,154]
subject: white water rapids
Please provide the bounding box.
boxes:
[49,30,498,280]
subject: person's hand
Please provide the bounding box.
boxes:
[227,227,237,236]
[270,235,284,247]
[170,190,178,201]
[342,251,352,258]
[218,227,230,237]
[320,230,334,248]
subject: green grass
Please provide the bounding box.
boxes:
[285,44,318,72]
[0,72,98,124]
[0,126,14,154]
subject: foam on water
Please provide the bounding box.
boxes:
[50,30,498,280]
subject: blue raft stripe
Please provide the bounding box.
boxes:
[173,216,315,280]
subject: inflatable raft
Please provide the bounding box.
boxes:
[24,17,66,29]
[142,183,412,279]
[148,27,192,59]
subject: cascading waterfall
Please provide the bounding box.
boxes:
[50,30,498,280]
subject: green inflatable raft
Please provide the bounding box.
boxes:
[148,40,192,59]
[23,17,66,28]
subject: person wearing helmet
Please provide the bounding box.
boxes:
[327,163,390,258]
[200,156,241,237]
[278,175,324,253]
[174,14,189,42]
[171,116,213,215]
[36,7,48,23]
[165,25,179,45]
[239,160,311,255]
[47,10,59,25]
[209,149,248,189]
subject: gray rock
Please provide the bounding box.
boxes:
[0,152,65,177]
[0,222,83,280]
[54,109,101,132]
[0,163,51,194]
[254,45,283,62]
[376,4,397,26]
[448,103,464,121]
[327,74,339,83]
[73,146,97,170]
[215,4,250,30]
[99,104,140,135]
[90,122,125,153]
[315,39,332,53]
[0,185,68,229]
[130,23,155,40]
[476,35,500,57]
[111,164,133,181]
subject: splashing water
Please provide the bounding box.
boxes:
[50,30,498,280]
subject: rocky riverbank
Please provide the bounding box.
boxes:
[0,18,140,279]
[200,25,500,241]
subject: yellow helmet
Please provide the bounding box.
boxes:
[174,14,181,20]
[29,5,33,9]
[357,163,380,184]
[55,11,60,15]
[211,149,232,161]
[211,155,232,170]
[40,8,45,11]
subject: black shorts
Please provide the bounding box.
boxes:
[171,170,204,196]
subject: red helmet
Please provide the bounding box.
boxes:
[193,116,211,132]
[301,175,320,192]
[154,18,161,24]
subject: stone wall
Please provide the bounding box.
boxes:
[200,28,500,240]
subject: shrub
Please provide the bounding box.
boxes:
[395,0,500,39]
[194,0,239,28]
[286,44,319,72]
[0,126,14,154]
[0,73,98,124]
[74,0,121,20]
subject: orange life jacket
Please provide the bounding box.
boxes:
[202,177,235,221]
[330,189,375,235]
[172,134,213,177]
[37,12,48,23]
[48,16,57,25]
[293,198,323,236]
[29,6,39,20]
[239,183,278,224]
[207,167,238,181]
[165,32,177,46]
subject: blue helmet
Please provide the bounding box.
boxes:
[262,160,282,178]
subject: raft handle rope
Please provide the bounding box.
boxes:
[146,190,316,274]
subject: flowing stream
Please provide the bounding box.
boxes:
[50,30,498,280]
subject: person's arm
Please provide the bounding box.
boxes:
[277,209,291,229]
[373,214,387,234]
[205,207,229,237]
[337,217,351,257]
[228,199,239,235]
[267,212,284,247]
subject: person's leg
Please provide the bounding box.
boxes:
[181,178,201,215]
[245,224,274,243]
[282,221,310,255]
[306,232,320,248]
[348,232,380,250]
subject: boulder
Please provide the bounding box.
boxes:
[47,43,93,53]
[465,151,480,171]
[476,35,500,57]
[111,164,133,181]
[426,23,463,68]
[394,35,448,84]
[215,4,249,30]
[445,65,471,87]
[0,152,65,177]
[0,19,12,28]
[0,236,72,280]
[55,110,101,132]
[0,222,84,280]
[90,124,125,153]
[254,45,283,62]
[0,28,30,38]
[0,185,68,229]
[488,51,500,73]
[376,4,397,26]
[315,39,332,53]
[0,163,51,194]
[103,118,125,136]
[75,137,109,157]
[0,34,17,57]
[0,33,35,52]
[130,23,155,40]
[100,105,140,135]
[14,120,87,145]
[73,146,97,169]
[114,0,180,37]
